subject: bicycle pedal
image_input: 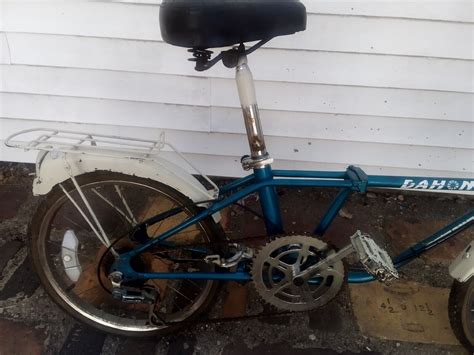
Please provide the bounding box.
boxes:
[351,231,399,283]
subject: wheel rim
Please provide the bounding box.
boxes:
[36,178,215,333]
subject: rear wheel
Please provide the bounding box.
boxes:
[29,171,224,337]
[449,279,474,351]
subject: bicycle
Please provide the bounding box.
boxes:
[5,0,474,345]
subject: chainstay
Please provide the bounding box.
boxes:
[149,234,270,255]
[140,234,339,327]
[147,234,319,328]
[147,234,292,327]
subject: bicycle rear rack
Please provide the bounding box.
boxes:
[4,128,218,192]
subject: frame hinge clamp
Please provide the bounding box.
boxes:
[346,165,368,193]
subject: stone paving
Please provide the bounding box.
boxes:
[0,162,473,354]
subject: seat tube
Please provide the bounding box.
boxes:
[254,166,284,235]
[235,54,283,235]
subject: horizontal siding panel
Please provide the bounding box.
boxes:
[211,78,473,122]
[2,93,472,149]
[7,33,473,93]
[157,153,474,180]
[1,118,472,174]
[279,15,474,59]
[305,1,474,23]
[3,144,473,183]
[2,65,472,122]
[210,107,474,150]
[115,0,474,23]
[2,143,472,181]
[2,2,473,59]
[0,2,162,41]
[0,64,210,107]
[0,93,210,132]
[2,2,473,179]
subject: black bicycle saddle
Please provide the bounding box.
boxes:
[159,0,307,49]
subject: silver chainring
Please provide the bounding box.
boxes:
[251,235,345,312]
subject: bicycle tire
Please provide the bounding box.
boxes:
[448,279,474,351]
[29,171,225,337]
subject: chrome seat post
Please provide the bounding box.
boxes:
[236,54,274,170]
[235,53,283,235]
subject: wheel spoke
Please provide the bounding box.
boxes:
[35,175,222,334]
[91,187,134,225]
[114,185,138,225]
[167,284,194,303]
[62,215,89,232]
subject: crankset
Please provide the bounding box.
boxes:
[251,232,399,312]
[251,235,345,311]
[287,231,399,285]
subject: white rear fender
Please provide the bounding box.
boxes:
[450,241,474,282]
[33,152,221,222]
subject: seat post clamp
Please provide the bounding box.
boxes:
[241,154,274,171]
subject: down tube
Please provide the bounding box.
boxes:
[348,209,474,283]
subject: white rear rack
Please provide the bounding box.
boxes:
[5,128,168,159]
[5,128,218,192]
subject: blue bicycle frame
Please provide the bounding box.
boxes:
[112,51,473,285]
[113,165,474,284]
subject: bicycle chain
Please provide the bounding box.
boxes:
[146,234,303,327]
[149,234,268,260]
[137,234,340,327]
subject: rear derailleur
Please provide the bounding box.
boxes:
[109,271,166,326]
[108,271,158,304]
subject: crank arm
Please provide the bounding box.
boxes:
[298,231,399,283]
[298,244,355,281]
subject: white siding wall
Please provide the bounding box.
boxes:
[1,0,473,178]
